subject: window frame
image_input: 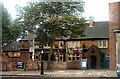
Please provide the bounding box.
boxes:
[76,41,80,48]
[103,40,108,48]
[59,41,64,48]
[98,40,108,48]
[98,40,103,48]
[59,53,63,61]
[68,41,72,48]
[72,41,76,48]
[68,54,72,61]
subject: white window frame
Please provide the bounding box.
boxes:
[72,54,76,61]
[68,41,72,48]
[59,41,64,48]
[103,40,108,48]
[72,41,76,48]
[98,40,108,48]
[98,41,103,48]
[76,54,80,60]
[59,53,63,61]
[76,41,80,48]
[68,54,72,61]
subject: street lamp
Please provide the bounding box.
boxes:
[41,0,44,75]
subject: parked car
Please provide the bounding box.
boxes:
[116,64,120,78]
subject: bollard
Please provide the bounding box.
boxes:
[41,61,44,75]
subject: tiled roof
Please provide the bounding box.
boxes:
[56,21,109,40]
[84,21,109,39]
[3,41,19,51]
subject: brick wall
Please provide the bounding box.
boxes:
[26,60,48,71]
[109,2,120,69]
[2,62,17,71]
[19,41,29,49]
[66,61,80,69]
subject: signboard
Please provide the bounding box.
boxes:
[66,48,83,54]
[8,52,21,57]
[82,61,87,67]
[80,59,87,70]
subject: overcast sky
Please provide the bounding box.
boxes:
[1,0,120,22]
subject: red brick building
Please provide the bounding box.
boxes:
[2,21,109,71]
[109,2,120,69]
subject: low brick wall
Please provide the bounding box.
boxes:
[2,62,17,71]
[26,60,47,71]
[66,61,80,69]
[50,61,67,70]
[1,60,81,71]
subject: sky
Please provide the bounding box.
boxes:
[1,0,120,22]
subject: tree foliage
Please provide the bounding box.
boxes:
[2,4,20,46]
[15,1,85,35]
[15,1,88,69]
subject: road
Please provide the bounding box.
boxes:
[1,76,120,79]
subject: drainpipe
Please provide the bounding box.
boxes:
[32,39,35,61]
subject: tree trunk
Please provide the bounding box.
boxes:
[47,44,53,70]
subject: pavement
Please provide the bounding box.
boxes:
[0,69,118,77]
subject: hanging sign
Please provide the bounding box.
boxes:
[29,47,33,52]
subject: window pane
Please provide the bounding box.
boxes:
[77,41,79,47]
[60,42,63,47]
[73,57,75,61]
[77,57,79,60]
[103,41,107,47]
[77,54,79,56]
[68,41,71,47]
[36,56,38,59]
[99,41,102,47]
[30,56,32,59]
[69,57,71,60]
[73,41,75,47]
[60,57,62,60]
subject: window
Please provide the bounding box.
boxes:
[98,41,102,48]
[36,54,39,60]
[48,44,50,48]
[73,41,76,48]
[103,40,107,48]
[98,40,108,48]
[76,41,80,47]
[76,54,79,60]
[30,53,32,59]
[68,54,72,61]
[59,54,63,61]
[68,53,80,61]
[73,54,75,61]
[44,44,47,48]
[59,41,64,48]
[68,41,72,48]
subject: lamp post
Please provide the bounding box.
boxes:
[41,0,44,75]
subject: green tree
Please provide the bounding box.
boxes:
[2,4,20,46]
[15,1,88,69]
[15,1,85,34]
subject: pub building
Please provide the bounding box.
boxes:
[2,21,109,70]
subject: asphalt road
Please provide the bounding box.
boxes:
[1,76,120,79]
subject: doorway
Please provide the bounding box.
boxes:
[91,55,96,69]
